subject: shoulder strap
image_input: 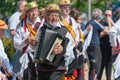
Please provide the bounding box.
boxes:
[78,27,84,43]
[26,19,44,39]
[59,16,76,42]
[26,23,36,39]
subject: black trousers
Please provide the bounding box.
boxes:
[38,70,64,80]
[87,45,102,80]
[23,53,37,80]
[37,57,65,80]
[98,46,112,80]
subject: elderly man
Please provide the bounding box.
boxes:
[36,3,67,80]
[13,2,44,80]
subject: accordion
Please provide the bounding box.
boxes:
[34,28,69,66]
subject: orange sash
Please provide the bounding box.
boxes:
[59,16,76,42]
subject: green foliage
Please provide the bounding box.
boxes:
[0,0,18,18]
[72,0,87,12]
[92,0,106,12]
[1,37,14,61]
[72,0,108,13]
[0,0,60,18]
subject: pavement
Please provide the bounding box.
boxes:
[101,69,114,80]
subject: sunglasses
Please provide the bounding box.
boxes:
[62,5,71,9]
[105,14,112,17]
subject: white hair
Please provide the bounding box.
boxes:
[92,8,102,16]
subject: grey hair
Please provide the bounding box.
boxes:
[17,0,27,9]
[92,8,102,20]
[92,8,102,16]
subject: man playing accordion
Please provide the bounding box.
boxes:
[36,3,78,80]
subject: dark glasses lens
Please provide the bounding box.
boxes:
[105,14,111,17]
[63,6,71,9]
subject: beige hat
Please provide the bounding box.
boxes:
[45,4,60,13]
[25,2,38,11]
[19,2,38,20]
[59,0,71,5]
[0,20,8,30]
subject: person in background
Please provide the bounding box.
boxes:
[98,9,114,80]
[70,9,86,31]
[86,8,109,80]
[9,0,27,77]
[70,8,91,80]
[8,0,27,38]
[108,9,120,80]
[81,13,88,25]
[39,8,45,19]
[59,0,80,79]
[0,20,15,80]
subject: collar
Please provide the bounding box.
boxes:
[26,17,41,26]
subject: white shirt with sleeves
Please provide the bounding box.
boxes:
[108,19,120,47]
[8,11,22,30]
[60,15,80,70]
[13,17,41,52]
[108,19,120,79]
[0,39,12,73]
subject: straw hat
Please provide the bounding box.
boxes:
[45,4,60,13]
[59,0,71,5]
[19,2,38,20]
[25,2,38,11]
[0,20,8,30]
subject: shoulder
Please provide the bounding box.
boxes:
[9,11,21,20]
[70,17,76,23]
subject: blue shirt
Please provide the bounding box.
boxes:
[86,20,104,45]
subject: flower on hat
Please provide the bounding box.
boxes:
[25,2,38,11]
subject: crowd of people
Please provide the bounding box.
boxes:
[1,0,120,80]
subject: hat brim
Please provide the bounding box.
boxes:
[0,24,8,30]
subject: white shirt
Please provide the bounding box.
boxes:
[60,15,80,69]
[14,17,42,53]
[14,17,43,77]
[0,39,12,73]
[8,11,22,30]
[108,19,120,79]
[108,19,120,47]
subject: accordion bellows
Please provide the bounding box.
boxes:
[34,29,64,66]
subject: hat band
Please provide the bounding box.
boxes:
[0,24,5,26]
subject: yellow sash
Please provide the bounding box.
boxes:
[59,16,76,42]
[78,28,84,43]
[26,23,36,39]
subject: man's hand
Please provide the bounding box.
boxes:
[53,44,63,54]
[0,73,6,80]
[24,37,38,46]
[9,72,15,77]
